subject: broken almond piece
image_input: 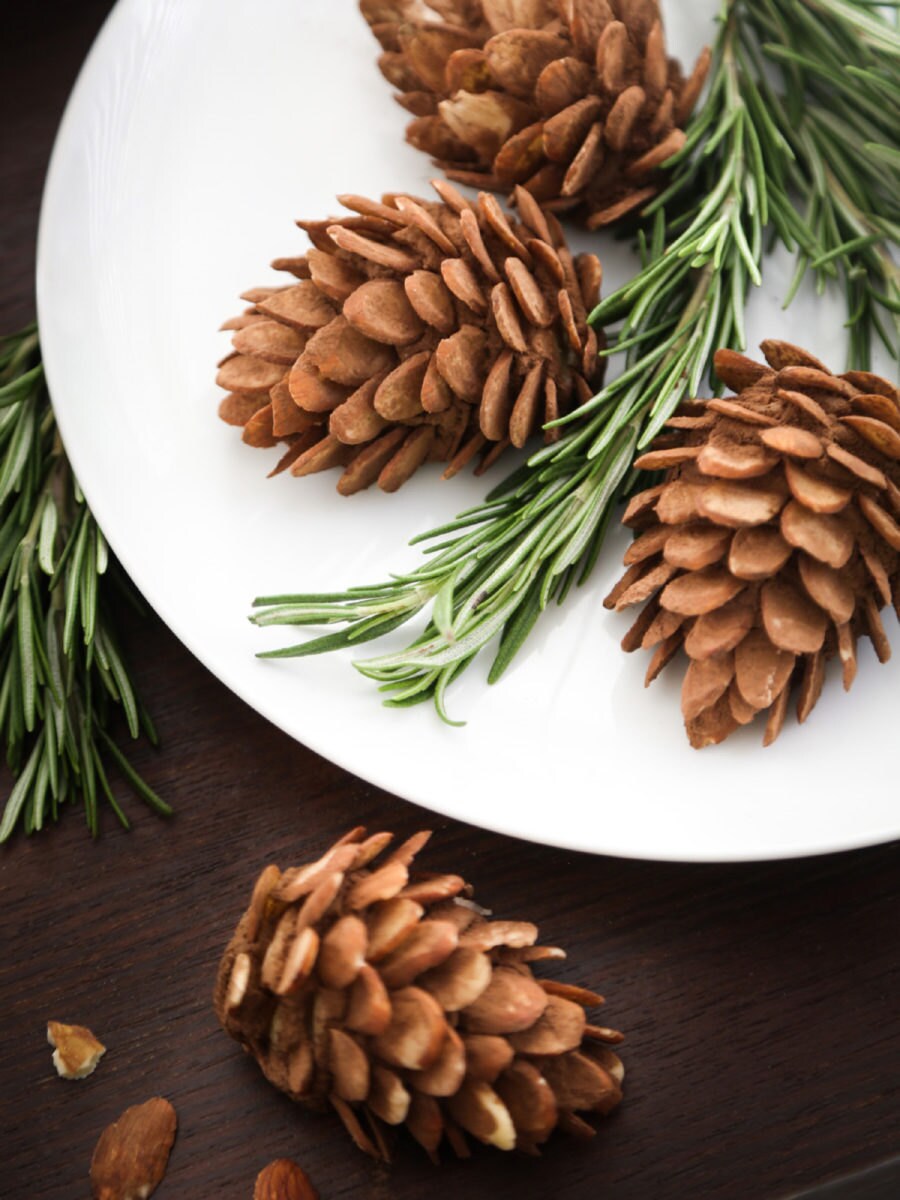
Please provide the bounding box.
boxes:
[47,1021,106,1080]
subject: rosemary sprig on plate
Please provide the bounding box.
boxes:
[251,0,899,721]
[0,328,168,840]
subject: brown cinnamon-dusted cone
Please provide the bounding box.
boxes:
[605,342,900,749]
[360,0,709,228]
[214,828,624,1161]
[217,182,603,493]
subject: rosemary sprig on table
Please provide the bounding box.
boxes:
[0,328,168,840]
[251,0,899,720]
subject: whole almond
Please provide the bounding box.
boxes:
[90,1097,176,1200]
[253,1158,319,1200]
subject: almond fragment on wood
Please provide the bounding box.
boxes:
[253,1158,319,1200]
[47,1021,106,1080]
[90,1098,176,1200]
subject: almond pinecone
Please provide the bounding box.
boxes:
[361,0,709,228]
[606,342,900,748]
[217,182,603,493]
[214,828,623,1160]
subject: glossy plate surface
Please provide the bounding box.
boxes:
[37,0,898,861]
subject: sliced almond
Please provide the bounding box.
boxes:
[660,568,744,616]
[713,349,769,392]
[397,874,467,904]
[258,282,336,330]
[373,352,429,421]
[343,278,424,346]
[378,921,460,989]
[837,621,858,691]
[404,270,457,334]
[760,578,828,654]
[858,493,900,551]
[696,438,777,479]
[508,994,586,1056]
[419,948,493,1012]
[686,693,740,750]
[727,680,758,726]
[346,860,409,910]
[414,1026,467,1097]
[758,426,823,459]
[462,966,548,1035]
[663,525,731,571]
[734,629,796,710]
[366,1064,411,1126]
[781,501,854,568]
[317,916,367,990]
[681,653,735,721]
[366,897,425,961]
[538,980,605,1007]
[656,480,702,524]
[306,248,365,303]
[218,392,267,427]
[217,355,284,397]
[345,963,392,1037]
[851,392,900,434]
[698,478,786,528]
[288,361,349,413]
[329,1029,369,1103]
[684,597,754,660]
[277,927,320,996]
[539,1052,618,1112]
[705,398,778,427]
[797,649,826,724]
[826,443,887,490]
[783,460,851,514]
[435,326,488,402]
[863,594,892,663]
[796,553,855,624]
[233,320,307,365]
[495,1060,557,1142]
[371,987,447,1071]
[446,1079,516,1150]
[462,1034,515,1082]
[728,525,792,581]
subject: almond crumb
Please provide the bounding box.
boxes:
[47,1020,106,1080]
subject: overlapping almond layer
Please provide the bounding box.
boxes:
[214,828,623,1161]
[217,182,603,493]
[606,341,900,748]
[361,0,709,227]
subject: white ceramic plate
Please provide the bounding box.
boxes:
[37,0,898,862]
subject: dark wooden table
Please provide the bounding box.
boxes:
[2,5,899,1199]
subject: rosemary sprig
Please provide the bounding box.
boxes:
[0,327,169,840]
[252,0,898,719]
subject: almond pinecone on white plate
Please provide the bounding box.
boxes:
[216,182,604,493]
[607,341,900,748]
[361,0,709,227]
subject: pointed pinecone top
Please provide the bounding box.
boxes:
[605,341,900,749]
[217,181,604,494]
[361,0,710,228]
[214,827,623,1161]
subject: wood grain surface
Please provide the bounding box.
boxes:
[1,5,899,1199]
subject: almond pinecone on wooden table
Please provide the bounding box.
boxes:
[216,182,603,493]
[214,828,623,1161]
[606,341,900,749]
[361,0,710,227]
